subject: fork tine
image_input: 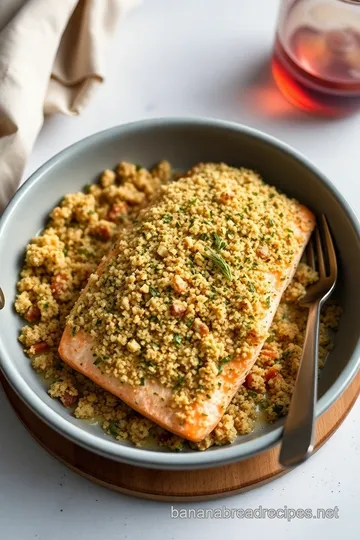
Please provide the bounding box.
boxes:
[306,237,315,270]
[321,214,338,280]
[315,226,326,277]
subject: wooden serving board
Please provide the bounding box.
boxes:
[1,371,359,501]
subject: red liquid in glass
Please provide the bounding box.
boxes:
[272,25,360,115]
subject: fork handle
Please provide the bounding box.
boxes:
[279,300,321,469]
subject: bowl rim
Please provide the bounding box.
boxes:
[0,116,359,470]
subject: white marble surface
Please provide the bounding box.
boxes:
[0,1,359,538]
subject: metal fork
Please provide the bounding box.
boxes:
[279,214,338,469]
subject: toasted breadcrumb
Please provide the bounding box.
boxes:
[15,161,341,450]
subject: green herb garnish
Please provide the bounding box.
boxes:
[249,282,255,293]
[108,422,119,436]
[84,184,91,193]
[218,355,232,374]
[247,390,258,399]
[212,233,226,251]
[266,295,271,308]
[149,286,159,297]
[173,375,185,391]
[136,164,142,171]
[140,377,145,386]
[94,358,102,366]
[273,404,284,415]
[71,327,76,337]
[173,334,182,346]
[205,248,233,281]
[163,215,173,223]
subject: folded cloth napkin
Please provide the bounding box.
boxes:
[0,0,137,213]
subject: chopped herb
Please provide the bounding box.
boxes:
[218,355,232,374]
[268,218,274,227]
[88,210,95,215]
[260,400,269,410]
[140,377,145,386]
[199,233,209,241]
[249,282,255,293]
[205,248,233,281]
[273,404,284,415]
[43,302,49,309]
[269,193,275,199]
[212,232,226,251]
[163,215,173,223]
[174,443,184,452]
[266,295,271,308]
[173,334,182,346]
[94,358,102,366]
[96,319,102,326]
[63,248,68,256]
[286,228,293,234]
[279,212,284,218]
[142,360,154,368]
[84,184,91,193]
[108,422,118,436]
[79,248,92,257]
[149,286,159,297]
[247,389,258,399]
[71,327,76,337]
[135,164,142,171]
[266,333,275,343]
[185,317,194,328]
[173,375,185,391]
[150,315,159,323]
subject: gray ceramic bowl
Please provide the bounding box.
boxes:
[0,118,359,470]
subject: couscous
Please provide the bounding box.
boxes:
[15,161,341,450]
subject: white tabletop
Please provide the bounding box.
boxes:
[1,1,359,538]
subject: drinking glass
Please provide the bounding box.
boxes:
[272,0,360,115]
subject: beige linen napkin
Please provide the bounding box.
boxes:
[0,0,137,213]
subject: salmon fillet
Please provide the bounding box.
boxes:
[59,163,315,442]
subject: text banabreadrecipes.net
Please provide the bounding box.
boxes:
[170,506,339,521]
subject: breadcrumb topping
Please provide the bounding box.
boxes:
[14,161,341,450]
[69,163,312,410]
